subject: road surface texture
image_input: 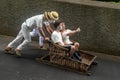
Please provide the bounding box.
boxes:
[0,35,120,80]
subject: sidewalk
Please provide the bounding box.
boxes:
[0,35,120,80]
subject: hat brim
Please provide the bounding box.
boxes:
[44,12,50,21]
[48,12,59,21]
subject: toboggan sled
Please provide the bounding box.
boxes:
[36,41,97,75]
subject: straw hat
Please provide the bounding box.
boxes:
[44,11,59,21]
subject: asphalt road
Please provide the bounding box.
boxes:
[0,35,120,80]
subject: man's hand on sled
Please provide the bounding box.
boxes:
[44,37,49,41]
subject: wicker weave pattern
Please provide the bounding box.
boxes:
[49,42,68,57]
[50,54,88,71]
[49,41,96,72]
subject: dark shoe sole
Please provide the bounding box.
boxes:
[92,61,98,65]
[5,50,14,55]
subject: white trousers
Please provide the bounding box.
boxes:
[8,22,31,50]
[30,28,44,46]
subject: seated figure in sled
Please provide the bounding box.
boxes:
[60,22,81,60]
[50,21,97,74]
[51,21,81,60]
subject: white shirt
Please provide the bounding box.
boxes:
[25,14,43,28]
[62,29,73,44]
[51,31,64,45]
[25,14,51,29]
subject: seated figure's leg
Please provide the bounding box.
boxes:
[69,46,75,57]
[74,42,80,51]
[63,45,75,57]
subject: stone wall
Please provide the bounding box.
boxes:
[0,0,120,55]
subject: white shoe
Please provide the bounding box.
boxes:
[39,46,47,50]
[15,49,22,57]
